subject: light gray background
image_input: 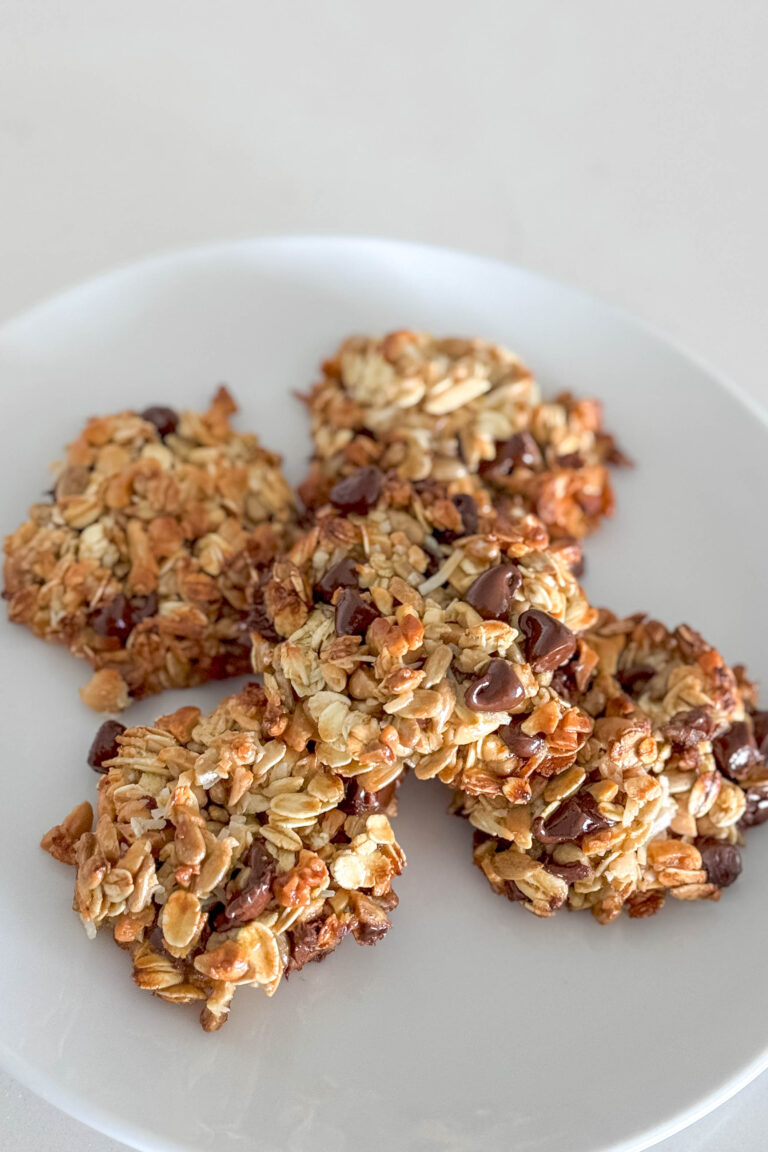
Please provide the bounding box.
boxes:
[1,3,766,1150]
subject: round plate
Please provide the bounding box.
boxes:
[1,237,766,1152]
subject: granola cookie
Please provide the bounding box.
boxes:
[41,684,404,1032]
[259,466,596,791]
[4,388,297,709]
[298,331,623,542]
[460,611,768,922]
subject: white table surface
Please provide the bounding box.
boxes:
[2,3,767,1149]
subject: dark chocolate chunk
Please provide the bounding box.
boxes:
[750,710,768,757]
[741,783,768,828]
[480,432,542,477]
[556,451,584,469]
[287,919,326,971]
[617,664,657,694]
[661,706,717,749]
[212,841,275,932]
[504,880,529,904]
[89,592,158,644]
[335,589,380,636]
[352,918,390,946]
[537,792,613,844]
[87,720,126,772]
[315,557,359,601]
[543,859,591,883]
[140,406,178,438]
[465,563,522,621]
[329,466,383,515]
[452,493,479,536]
[90,594,133,643]
[696,837,742,889]
[464,659,526,712]
[498,717,544,759]
[518,608,577,673]
[340,777,398,815]
[244,597,280,644]
[712,721,761,780]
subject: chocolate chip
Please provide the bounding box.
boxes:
[87,720,126,771]
[556,451,584,469]
[549,667,575,702]
[213,841,275,932]
[208,649,251,681]
[480,432,542,477]
[335,589,380,636]
[712,721,761,780]
[751,710,768,756]
[518,609,577,673]
[244,598,280,643]
[329,466,383,515]
[340,777,398,815]
[617,664,657,694]
[140,406,178,438]
[543,859,591,883]
[661,706,717,749]
[452,493,478,536]
[315,557,359,602]
[504,880,528,904]
[696,837,742,888]
[464,659,526,712]
[498,717,544,759]
[435,492,480,545]
[353,918,390,946]
[131,593,158,626]
[90,595,132,642]
[465,563,522,621]
[536,792,613,844]
[90,593,158,643]
[741,784,768,828]
[287,918,326,971]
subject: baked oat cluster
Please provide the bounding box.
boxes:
[299,331,625,544]
[42,686,404,1031]
[4,387,296,710]
[262,467,595,791]
[462,612,768,921]
[24,329,767,1031]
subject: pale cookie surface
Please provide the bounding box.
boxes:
[41,684,404,1031]
[461,611,768,922]
[299,331,623,542]
[4,388,296,709]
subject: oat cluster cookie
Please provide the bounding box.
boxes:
[299,331,623,543]
[41,685,404,1031]
[261,466,596,791]
[4,388,296,710]
[460,612,768,922]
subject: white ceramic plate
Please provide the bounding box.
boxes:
[1,237,767,1152]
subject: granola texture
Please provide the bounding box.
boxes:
[298,331,623,543]
[460,611,768,922]
[4,388,296,709]
[260,467,596,790]
[41,685,404,1031]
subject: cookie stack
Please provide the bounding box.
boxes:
[9,332,767,1032]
